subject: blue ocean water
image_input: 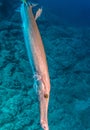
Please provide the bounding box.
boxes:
[0,0,90,130]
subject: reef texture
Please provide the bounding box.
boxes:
[0,9,90,130]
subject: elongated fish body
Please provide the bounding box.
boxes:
[20,3,50,130]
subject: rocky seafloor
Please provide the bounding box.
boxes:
[0,8,90,130]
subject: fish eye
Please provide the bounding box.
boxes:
[44,93,48,98]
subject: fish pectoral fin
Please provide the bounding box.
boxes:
[33,81,41,94]
[33,80,42,94]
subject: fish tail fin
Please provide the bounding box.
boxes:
[27,1,38,7]
[21,0,27,5]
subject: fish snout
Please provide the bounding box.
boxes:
[40,120,49,130]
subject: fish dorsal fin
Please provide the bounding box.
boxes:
[35,8,42,20]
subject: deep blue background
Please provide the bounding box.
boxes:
[0,0,90,25]
[40,0,90,26]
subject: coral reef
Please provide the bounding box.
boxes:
[0,7,90,130]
